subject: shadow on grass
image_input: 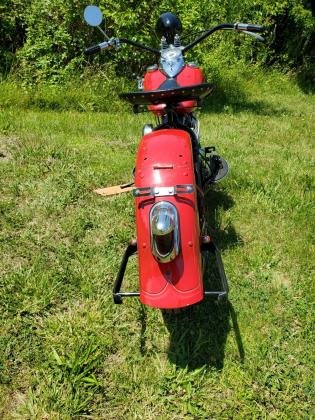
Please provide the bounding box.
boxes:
[161,189,244,369]
[202,82,290,116]
[204,188,243,249]
[139,188,244,369]
[296,66,315,94]
[162,299,244,370]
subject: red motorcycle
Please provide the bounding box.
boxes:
[84,7,264,309]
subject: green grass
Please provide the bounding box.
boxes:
[0,70,314,418]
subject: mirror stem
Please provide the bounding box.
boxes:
[97,26,109,40]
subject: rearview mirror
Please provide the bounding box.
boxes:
[84,5,103,27]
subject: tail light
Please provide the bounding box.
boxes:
[150,201,180,263]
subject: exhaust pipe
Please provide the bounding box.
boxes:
[150,201,180,263]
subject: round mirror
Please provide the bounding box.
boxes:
[84,5,103,27]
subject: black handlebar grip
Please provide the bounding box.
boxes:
[235,23,265,32]
[246,24,265,33]
[84,44,101,56]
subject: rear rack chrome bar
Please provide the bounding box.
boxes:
[133,184,194,198]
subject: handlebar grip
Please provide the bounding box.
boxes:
[246,24,265,33]
[235,23,265,32]
[84,44,101,56]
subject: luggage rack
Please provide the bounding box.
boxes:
[119,83,214,106]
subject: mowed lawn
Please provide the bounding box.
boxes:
[0,72,314,418]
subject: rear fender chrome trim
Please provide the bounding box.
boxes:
[133,184,194,198]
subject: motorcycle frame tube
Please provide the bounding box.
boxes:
[134,129,204,308]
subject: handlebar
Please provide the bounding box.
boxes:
[234,23,265,32]
[84,37,159,56]
[183,22,265,52]
[84,39,117,56]
[183,23,234,52]
[84,22,265,56]
[119,38,159,54]
[85,42,105,56]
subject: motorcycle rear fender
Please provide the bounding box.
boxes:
[134,129,203,308]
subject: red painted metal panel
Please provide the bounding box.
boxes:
[143,68,166,90]
[177,65,204,86]
[143,65,205,115]
[134,129,204,308]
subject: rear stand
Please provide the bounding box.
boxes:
[113,239,139,304]
[113,236,228,304]
[201,235,229,302]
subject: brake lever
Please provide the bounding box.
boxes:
[222,28,264,42]
[242,31,265,42]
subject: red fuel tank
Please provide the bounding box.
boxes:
[143,64,205,115]
[134,129,204,308]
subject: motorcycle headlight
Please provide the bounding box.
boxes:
[160,46,184,78]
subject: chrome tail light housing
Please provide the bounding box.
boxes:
[150,201,180,263]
